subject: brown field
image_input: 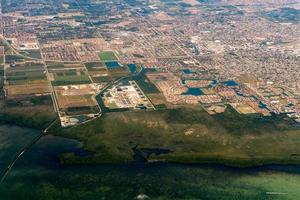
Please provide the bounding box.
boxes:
[232,103,257,114]
[7,83,50,96]
[54,84,98,109]
[56,94,96,109]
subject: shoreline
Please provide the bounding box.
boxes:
[2,108,300,169]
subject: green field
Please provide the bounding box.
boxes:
[46,62,84,69]
[52,70,91,86]
[5,54,25,63]
[84,61,106,69]
[65,105,100,115]
[5,63,47,85]
[0,56,4,64]
[133,73,160,94]
[98,51,118,61]
[20,50,42,59]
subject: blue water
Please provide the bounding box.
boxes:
[183,87,203,96]
[209,80,217,87]
[288,102,294,107]
[3,124,300,200]
[259,101,267,109]
[105,61,120,69]
[223,80,238,87]
[182,69,194,74]
[128,63,137,73]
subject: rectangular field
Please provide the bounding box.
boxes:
[50,69,91,86]
[5,61,50,96]
[98,51,118,61]
[6,83,50,96]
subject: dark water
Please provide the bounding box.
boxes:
[182,87,203,96]
[1,125,300,200]
[222,80,238,87]
[105,61,120,69]
[0,125,40,176]
[128,63,137,73]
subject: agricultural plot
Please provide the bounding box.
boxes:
[54,84,100,126]
[84,61,110,83]
[46,62,85,69]
[98,51,118,61]
[49,68,91,86]
[4,61,50,96]
[46,61,101,126]
[105,62,130,79]
[5,54,26,64]
[54,84,98,110]
[19,49,42,59]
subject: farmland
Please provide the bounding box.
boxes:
[98,51,118,61]
[4,60,50,96]
[49,68,91,86]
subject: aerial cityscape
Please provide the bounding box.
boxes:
[0,0,300,199]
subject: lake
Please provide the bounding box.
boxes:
[1,124,300,199]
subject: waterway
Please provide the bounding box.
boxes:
[1,125,300,199]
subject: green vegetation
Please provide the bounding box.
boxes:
[98,51,118,61]
[46,62,84,69]
[5,54,25,63]
[92,75,112,83]
[84,61,106,71]
[133,73,160,94]
[46,62,65,68]
[6,70,46,81]
[43,106,300,167]
[0,65,4,93]
[0,102,56,129]
[20,50,42,59]
[2,93,300,167]
[5,62,47,85]
[50,69,91,86]
[65,106,100,115]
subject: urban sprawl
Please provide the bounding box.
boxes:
[0,0,299,126]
